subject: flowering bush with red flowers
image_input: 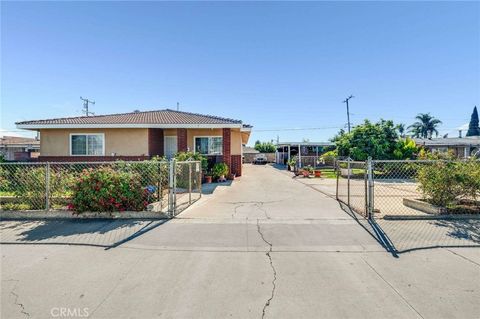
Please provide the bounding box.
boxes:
[70,167,150,213]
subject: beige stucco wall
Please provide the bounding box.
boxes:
[39,127,246,157]
[39,128,149,156]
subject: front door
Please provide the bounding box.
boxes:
[164,136,178,159]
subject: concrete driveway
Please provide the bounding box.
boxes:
[1,164,479,319]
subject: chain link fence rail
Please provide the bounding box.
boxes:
[0,160,202,217]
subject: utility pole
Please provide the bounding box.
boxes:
[342,95,354,133]
[80,96,95,116]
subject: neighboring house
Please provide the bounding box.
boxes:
[16,109,252,176]
[0,135,40,161]
[414,136,480,158]
[242,146,259,163]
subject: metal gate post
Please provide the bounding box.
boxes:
[367,157,374,220]
[45,162,50,211]
[198,162,202,199]
[347,159,351,207]
[335,161,339,200]
[188,162,192,205]
[168,159,176,217]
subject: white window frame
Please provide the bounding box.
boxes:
[193,136,223,155]
[69,133,105,156]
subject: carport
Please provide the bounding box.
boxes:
[275,142,333,167]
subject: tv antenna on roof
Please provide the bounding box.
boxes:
[80,96,95,116]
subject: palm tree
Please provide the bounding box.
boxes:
[396,124,406,138]
[408,113,442,138]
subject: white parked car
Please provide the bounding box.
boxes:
[253,154,268,165]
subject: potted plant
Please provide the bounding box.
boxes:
[314,169,322,178]
[287,159,296,171]
[212,162,229,182]
[228,172,236,180]
[204,170,213,184]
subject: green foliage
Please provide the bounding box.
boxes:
[71,167,150,213]
[0,154,5,163]
[417,160,480,207]
[319,150,338,165]
[393,137,419,160]
[175,151,208,172]
[13,166,46,209]
[254,141,276,153]
[333,119,399,160]
[212,162,229,179]
[287,158,296,168]
[408,113,442,138]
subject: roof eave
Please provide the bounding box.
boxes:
[16,123,244,130]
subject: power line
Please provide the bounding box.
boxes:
[252,126,343,132]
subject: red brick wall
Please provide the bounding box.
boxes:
[231,155,242,176]
[177,128,188,152]
[222,128,232,171]
[37,156,150,162]
[148,128,164,157]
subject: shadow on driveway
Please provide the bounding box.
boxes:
[0,219,168,249]
[337,201,480,256]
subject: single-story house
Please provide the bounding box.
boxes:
[0,135,40,161]
[414,136,480,158]
[16,109,252,176]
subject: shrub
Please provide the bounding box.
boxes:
[70,167,150,213]
[320,150,337,166]
[175,152,208,172]
[13,166,46,209]
[212,162,229,179]
[416,160,480,207]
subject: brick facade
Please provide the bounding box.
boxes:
[222,128,232,173]
[231,155,242,176]
[148,128,164,157]
[177,128,188,152]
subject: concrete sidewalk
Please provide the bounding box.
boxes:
[1,164,479,319]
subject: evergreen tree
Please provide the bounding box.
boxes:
[466,106,480,137]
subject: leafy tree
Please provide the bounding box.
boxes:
[333,119,400,160]
[466,106,480,137]
[254,141,276,153]
[393,137,419,159]
[408,113,442,138]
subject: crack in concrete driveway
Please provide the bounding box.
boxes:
[256,219,277,319]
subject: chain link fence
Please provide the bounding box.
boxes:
[336,158,480,253]
[0,160,201,217]
[337,158,480,219]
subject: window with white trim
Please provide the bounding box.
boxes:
[71,134,104,155]
[194,137,223,155]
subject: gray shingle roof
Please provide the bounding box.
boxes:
[16,109,246,126]
[414,137,480,147]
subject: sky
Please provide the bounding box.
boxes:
[1,1,479,145]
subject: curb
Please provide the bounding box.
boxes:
[0,210,170,220]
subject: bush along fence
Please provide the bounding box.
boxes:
[0,160,202,217]
[336,158,480,219]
